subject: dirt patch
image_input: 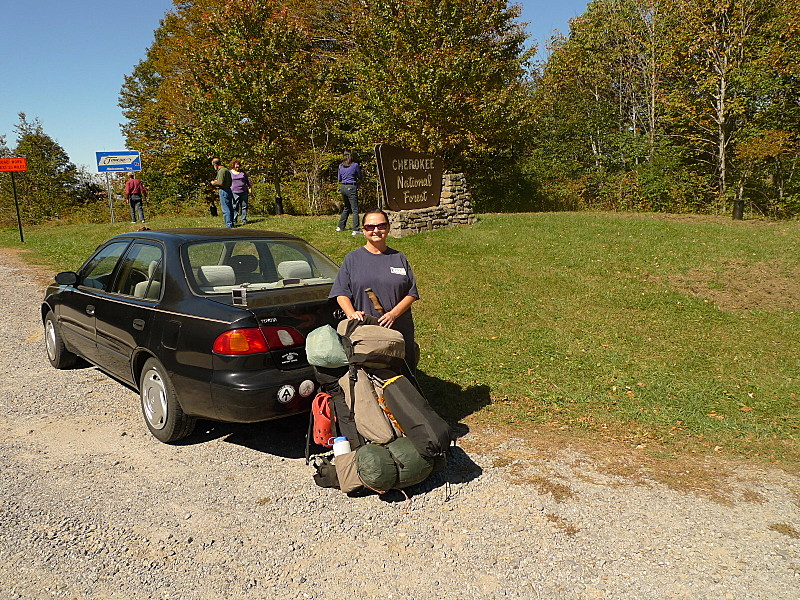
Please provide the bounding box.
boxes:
[0,246,58,287]
[458,418,795,506]
[647,258,800,313]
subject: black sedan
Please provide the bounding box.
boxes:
[42,228,343,443]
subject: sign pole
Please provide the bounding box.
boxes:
[105,173,115,224]
[96,151,141,224]
[11,171,24,243]
[0,157,28,242]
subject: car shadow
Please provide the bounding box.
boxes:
[177,370,493,494]
[178,414,309,459]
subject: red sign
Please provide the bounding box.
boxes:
[0,157,28,172]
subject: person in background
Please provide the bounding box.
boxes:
[229,158,251,226]
[336,150,363,236]
[330,209,419,372]
[124,172,147,224]
[210,157,234,228]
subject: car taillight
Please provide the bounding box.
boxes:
[212,326,304,355]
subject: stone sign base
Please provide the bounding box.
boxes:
[386,173,477,238]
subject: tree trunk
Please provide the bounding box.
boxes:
[273,169,284,215]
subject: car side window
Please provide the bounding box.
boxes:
[80,242,129,291]
[112,243,164,299]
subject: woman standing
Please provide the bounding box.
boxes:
[229,158,251,226]
[336,150,363,235]
[330,209,419,371]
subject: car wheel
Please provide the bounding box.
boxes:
[140,357,196,443]
[45,311,78,369]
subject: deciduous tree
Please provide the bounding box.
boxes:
[11,113,79,222]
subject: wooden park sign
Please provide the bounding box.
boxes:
[375,144,442,211]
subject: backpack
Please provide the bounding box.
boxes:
[372,370,452,459]
[310,317,450,495]
[336,318,405,368]
[339,368,398,444]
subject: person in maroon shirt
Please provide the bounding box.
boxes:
[124,173,148,223]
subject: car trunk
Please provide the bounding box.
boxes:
[207,286,338,370]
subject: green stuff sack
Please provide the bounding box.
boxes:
[355,443,398,493]
[386,437,434,488]
[305,325,348,368]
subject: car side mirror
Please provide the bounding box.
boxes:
[55,271,78,286]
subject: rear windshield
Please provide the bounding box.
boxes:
[182,238,339,295]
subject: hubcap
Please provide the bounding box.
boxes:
[45,320,57,361]
[141,368,168,430]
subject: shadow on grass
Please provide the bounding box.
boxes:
[416,369,492,436]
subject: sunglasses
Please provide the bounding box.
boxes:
[363,222,389,232]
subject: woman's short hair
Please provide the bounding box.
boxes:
[362,209,390,227]
[228,157,242,169]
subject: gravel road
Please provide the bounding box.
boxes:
[1,249,798,599]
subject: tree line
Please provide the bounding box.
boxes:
[117,0,532,216]
[0,114,103,226]
[2,0,798,224]
[530,0,799,217]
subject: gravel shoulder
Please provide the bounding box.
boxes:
[1,248,798,600]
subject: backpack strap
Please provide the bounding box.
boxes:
[330,384,364,449]
[305,408,314,465]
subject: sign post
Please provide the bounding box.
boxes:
[0,157,28,243]
[96,151,142,224]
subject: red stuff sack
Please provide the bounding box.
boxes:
[312,392,334,447]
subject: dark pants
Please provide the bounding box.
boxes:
[128,194,145,222]
[337,184,359,231]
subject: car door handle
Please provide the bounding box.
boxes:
[132,319,145,331]
[86,305,95,316]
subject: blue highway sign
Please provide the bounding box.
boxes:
[96,151,141,172]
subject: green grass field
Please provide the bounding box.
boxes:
[3,212,798,464]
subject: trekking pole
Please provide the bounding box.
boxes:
[365,287,420,388]
[364,288,384,315]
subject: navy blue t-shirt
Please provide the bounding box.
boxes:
[329,247,419,327]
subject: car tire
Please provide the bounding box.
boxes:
[45,311,78,369]
[140,357,196,443]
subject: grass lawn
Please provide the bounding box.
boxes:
[2,211,798,466]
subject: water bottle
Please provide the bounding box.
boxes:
[332,436,351,456]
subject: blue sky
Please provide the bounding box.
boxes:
[0,1,589,172]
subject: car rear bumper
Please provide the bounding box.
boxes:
[209,364,318,422]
